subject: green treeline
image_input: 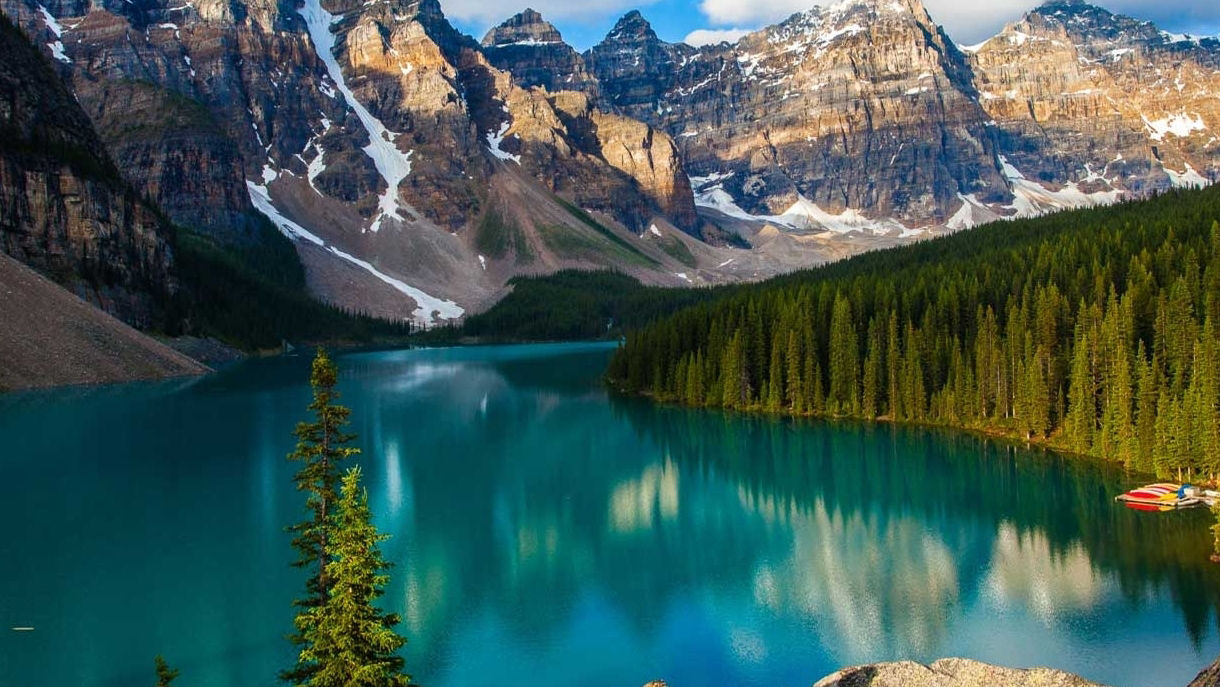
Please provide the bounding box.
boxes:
[172,219,412,349]
[462,270,726,341]
[608,187,1220,480]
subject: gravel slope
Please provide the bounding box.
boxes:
[0,253,207,391]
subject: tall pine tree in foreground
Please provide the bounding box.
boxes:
[298,467,410,687]
[284,349,361,683]
[154,656,179,687]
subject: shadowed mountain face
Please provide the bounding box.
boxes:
[2,0,1218,323]
[0,11,175,327]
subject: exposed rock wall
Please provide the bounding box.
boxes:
[0,12,174,327]
[481,9,599,97]
[968,0,1220,196]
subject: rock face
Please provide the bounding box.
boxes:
[1188,655,1220,687]
[0,12,174,327]
[587,1,1009,224]
[576,0,1220,227]
[4,0,717,326]
[5,0,1219,323]
[967,0,1220,200]
[813,658,1107,687]
[481,9,599,97]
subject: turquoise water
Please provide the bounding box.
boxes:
[1,342,1218,687]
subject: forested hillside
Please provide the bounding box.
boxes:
[461,271,726,341]
[608,187,1220,479]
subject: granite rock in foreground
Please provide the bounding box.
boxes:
[812,659,1105,687]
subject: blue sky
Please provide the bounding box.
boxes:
[441,0,1220,50]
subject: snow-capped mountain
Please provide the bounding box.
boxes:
[2,0,1217,325]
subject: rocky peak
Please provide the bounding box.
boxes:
[585,10,690,114]
[481,9,563,47]
[603,10,657,45]
[1021,0,1162,47]
[479,8,599,96]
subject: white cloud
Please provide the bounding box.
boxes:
[440,0,658,25]
[923,0,1035,44]
[694,0,1031,43]
[683,27,753,45]
[696,0,808,26]
[695,0,1220,47]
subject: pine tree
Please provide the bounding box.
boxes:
[684,351,704,407]
[1065,320,1097,453]
[298,467,410,687]
[767,332,784,412]
[827,295,859,415]
[886,310,901,419]
[1134,344,1160,474]
[154,656,179,687]
[285,348,362,683]
[721,330,746,409]
[785,332,804,414]
[861,317,884,419]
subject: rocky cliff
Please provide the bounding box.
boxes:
[0,11,174,327]
[967,0,1220,202]
[574,0,1218,230]
[3,0,718,327]
[584,1,1009,226]
[5,0,1218,324]
[481,9,599,97]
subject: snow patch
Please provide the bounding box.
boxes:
[946,194,985,231]
[478,255,487,271]
[999,156,1124,217]
[37,5,71,63]
[327,246,464,327]
[1143,112,1208,141]
[489,38,562,47]
[1164,163,1210,188]
[300,0,413,232]
[247,166,463,327]
[693,180,905,235]
[306,142,327,194]
[485,119,521,164]
[246,171,326,246]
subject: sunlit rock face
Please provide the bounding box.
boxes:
[4,0,707,326]
[967,0,1220,202]
[587,0,1009,224]
[579,0,1218,230]
[7,0,1220,314]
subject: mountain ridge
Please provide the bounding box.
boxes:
[3,0,1217,328]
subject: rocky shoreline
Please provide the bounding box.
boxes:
[640,656,1220,687]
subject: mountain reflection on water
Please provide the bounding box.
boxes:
[0,343,1216,687]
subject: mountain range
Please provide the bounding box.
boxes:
[1,0,1217,329]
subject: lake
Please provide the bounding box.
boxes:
[1,342,1218,687]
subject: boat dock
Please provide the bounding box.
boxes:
[1115,483,1220,511]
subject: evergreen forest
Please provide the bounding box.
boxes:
[607,186,1220,479]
